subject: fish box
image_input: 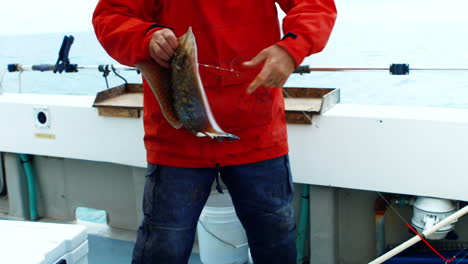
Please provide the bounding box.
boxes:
[93,83,143,118]
[92,84,340,124]
[283,87,340,124]
[0,220,88,264]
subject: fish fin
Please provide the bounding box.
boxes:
[135,61,183,129]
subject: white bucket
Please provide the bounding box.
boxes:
[197,192,249,264]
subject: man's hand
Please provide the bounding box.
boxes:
[149,28,178,68]
[243,45,295,94]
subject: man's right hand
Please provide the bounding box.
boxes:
[149,28,179,68]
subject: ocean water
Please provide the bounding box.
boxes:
[1,0,468,108]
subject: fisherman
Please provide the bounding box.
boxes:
[93,1,336,263]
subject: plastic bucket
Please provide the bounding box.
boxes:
[197,192,248,264]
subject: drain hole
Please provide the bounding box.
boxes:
[37,112,47,124]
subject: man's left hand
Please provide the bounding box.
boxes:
[243,45,295,94]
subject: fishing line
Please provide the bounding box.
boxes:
[443,235,468,263]
[198,63,314,123]
[448,244,468,264]
[453,244,468,263]
[376,191,410,225]
[455,249,468,264]
[199,63,239,74]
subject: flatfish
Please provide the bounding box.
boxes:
[136,27,239,141]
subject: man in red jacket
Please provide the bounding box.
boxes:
[93,1,336,263]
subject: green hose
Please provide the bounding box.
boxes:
[296,184,310,264]
[19,154,38,221]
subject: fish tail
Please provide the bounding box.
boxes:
[204,131,240,141]
[195,131,240,141]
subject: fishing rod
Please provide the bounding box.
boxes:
[7,63,468,75]
[1,35,139,89]
[4,35,136,78]
[293,64,468,75]
[6,64,136,73]
[5,63,135,90]
[4,35,468,76]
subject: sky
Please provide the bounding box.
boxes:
[0,0,98,35]
[0,0,467,36]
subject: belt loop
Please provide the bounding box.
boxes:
[215,163,224,194]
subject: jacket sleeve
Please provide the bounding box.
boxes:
[275,0,337,67]
[92,0,160,66]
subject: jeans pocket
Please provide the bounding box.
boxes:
[284,155,294,199]
[143,164,159,218]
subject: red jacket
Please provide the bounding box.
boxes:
[93,0,336,168]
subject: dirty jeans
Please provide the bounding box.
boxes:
[131,155,296,264]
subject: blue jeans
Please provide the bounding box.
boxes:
[132,155,296,264]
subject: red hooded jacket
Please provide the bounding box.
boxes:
[93,0,336,168]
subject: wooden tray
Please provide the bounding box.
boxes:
[283,87,340,124]
[93,84,143,118]
[92,84,340,124]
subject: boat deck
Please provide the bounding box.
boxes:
[0,210,203,264]
[88,234,203,264]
